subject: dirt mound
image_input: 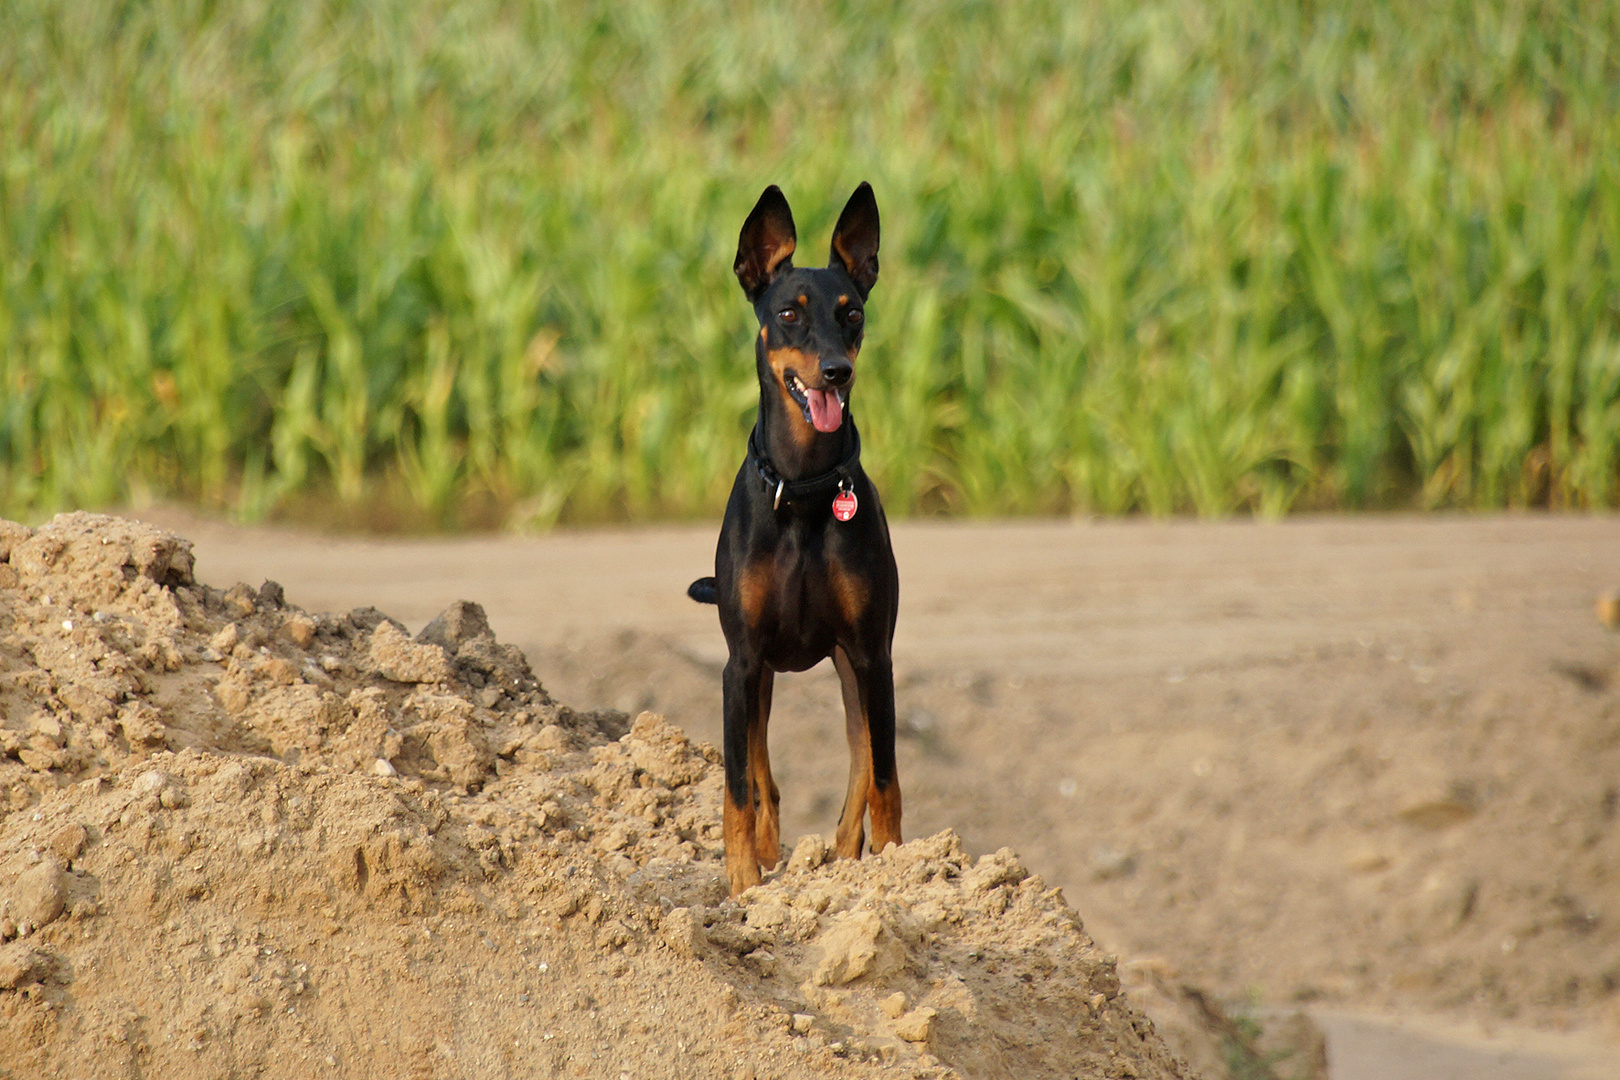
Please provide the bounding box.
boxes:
[0,513,1202,1079]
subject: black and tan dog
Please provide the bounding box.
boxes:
[688,183,901,895]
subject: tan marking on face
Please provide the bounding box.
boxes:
[837,294,849,306]
[759,326,768,342]
[796,294,808,308]
[766,346,819,447]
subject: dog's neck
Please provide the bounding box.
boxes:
[756,381,855,482]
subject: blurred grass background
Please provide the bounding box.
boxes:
[2,0,1618,529]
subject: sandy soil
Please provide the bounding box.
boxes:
[125,507,1620,1078]
[0,512,1210,1080]
[6,508,1620,1078]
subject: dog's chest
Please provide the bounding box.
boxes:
[746,540,847,669]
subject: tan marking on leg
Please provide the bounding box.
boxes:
[832,646,871,860]
[739,560,773,626]
[867,773,903,854]
[724,784,762,895]
[827,565,870,628]
[750,671,781,869]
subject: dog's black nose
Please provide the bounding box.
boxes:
[821,360,853,388]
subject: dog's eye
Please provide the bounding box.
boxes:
[778,309,798,325]
[846,309,863,325]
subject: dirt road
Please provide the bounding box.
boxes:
[137,508,1620,1078]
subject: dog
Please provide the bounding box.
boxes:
[687,183,901,895]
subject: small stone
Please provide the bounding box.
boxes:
[660,908,702,958]
[16,748,56,772]
[262,657,301,685]
[224,584,257,618]
[134,770,170,797]
[49,823,88,864]
[882,991,909,1019]
[962,848,1027,894]
[11,860,67,928]
[744,903,789,931]
[284,614,317,648]
[371,759,397,778]
[811,909,906,986]
[791,1013,814,1034]
[892,1006,937,1043]
[416,600,493,651]
[367,622,453,684]
[531,725,569,751]
[28,713,63,744]
[119,704,168,748]
[787,834,831,873]
[0,943,55,989]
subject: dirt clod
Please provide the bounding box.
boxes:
[0,943,56,990]
[894,1006,938,1042]
[366,621,454,683]
[6,861,67,929]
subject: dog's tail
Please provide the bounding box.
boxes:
[687,577,718,605]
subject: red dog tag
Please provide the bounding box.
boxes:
[831,489,858,521]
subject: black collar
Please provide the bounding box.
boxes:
[748,421,861,512]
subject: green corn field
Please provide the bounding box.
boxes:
[2,0,1618,528]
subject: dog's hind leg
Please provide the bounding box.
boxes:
[832,645,872,859]
[862,655,903,853]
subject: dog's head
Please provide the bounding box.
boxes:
[735,184,879,435]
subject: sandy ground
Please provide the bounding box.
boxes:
[119,507,1620,1080]
[1,513,1207,1080]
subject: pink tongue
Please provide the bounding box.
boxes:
[807,388,843,433]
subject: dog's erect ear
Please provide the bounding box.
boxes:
[829,182,880,299]
[735,186,797,302]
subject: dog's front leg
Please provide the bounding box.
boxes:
[750,668,783,870]
[722,654,769,894]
